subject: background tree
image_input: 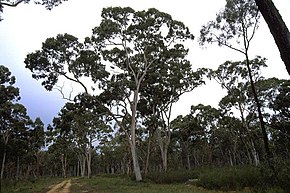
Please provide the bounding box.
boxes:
[199,0,272,160]
[0,65,29,180]
[137,45,204,172]
[267,79,290,159]
[27,117,45,179]
[50,100,111,178]
[171,114,203,169]
[209,57,267,165]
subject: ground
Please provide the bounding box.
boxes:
[46,179,71,193]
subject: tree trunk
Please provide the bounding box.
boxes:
[129,141,142,181]
[86,147,92,178]
[77,160,80,176]
[254,0,290,75]
[186,151,191,170]
[16,156,20,180]
[163,147,168,172]
[1,151,6,179]
[129,91,142,181]
[156,128,169,172]
[81,156,86,177]
[245,55,271,160]
[35,152,40,179]
[78,155,85,177]
[229,150,233,166]
[61,154,66,178]
[250,140,260,166]
[144,131,152,176]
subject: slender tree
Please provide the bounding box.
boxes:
[209,57,267,165]
[27,117,45,178]
[137,48,204,172]
[199,0,272,160]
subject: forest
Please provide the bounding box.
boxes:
[0,0,290,192]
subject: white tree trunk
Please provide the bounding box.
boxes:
[129,91,142,181]
[86,147,92,178]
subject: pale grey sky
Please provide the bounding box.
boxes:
[0,0,289,125]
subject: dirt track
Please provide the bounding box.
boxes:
[46,179,71,193]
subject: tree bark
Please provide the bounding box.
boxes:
[156,128,170,172]
[129,91,142,182]
[144,130,152,176]
[245,55,271,160]
[130,142,142,181]
[86,147,92,178]
[61,153,67,178]
[255,0,290,75]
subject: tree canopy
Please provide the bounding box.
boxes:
[24,6,200,181]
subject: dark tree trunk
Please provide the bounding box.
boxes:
[245,55,271,160]
[255,0,290,75]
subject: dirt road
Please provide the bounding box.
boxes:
[46,179,71,193]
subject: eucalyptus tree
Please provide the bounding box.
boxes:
[46,133,74,177]
[0,65,30,180]
[27,117,45,178]
[171,114,203,169]
[215,115,243,166]
[1,105,29,176]
[209,57,267,165]
[199,0,272,159]
[261,79,290,159]
[189,104,221,166]
[25,7,194,181]
[51,101,110,178]
[136,45,203,172]
[98,132,131,174]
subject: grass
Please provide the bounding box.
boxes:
[1,177,64,193]
[2,173,286,193]
[70,175,253,193]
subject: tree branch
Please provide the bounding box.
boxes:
[53,82,74,102]
[1,0,25,7]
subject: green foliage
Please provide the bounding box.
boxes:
[199,0,260,51]
[197,166,260,191]
[145,170,199,184]
[71,175,252,193]
[196,164,290,192]
[257,159,290,192]
[0,65,20,103]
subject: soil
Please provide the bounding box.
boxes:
[46,179,71,193]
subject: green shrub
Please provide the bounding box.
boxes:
[197,166,260,191]
[258,159,290,193]
[145,170,199,184]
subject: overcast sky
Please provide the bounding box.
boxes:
[0,0,289,125]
